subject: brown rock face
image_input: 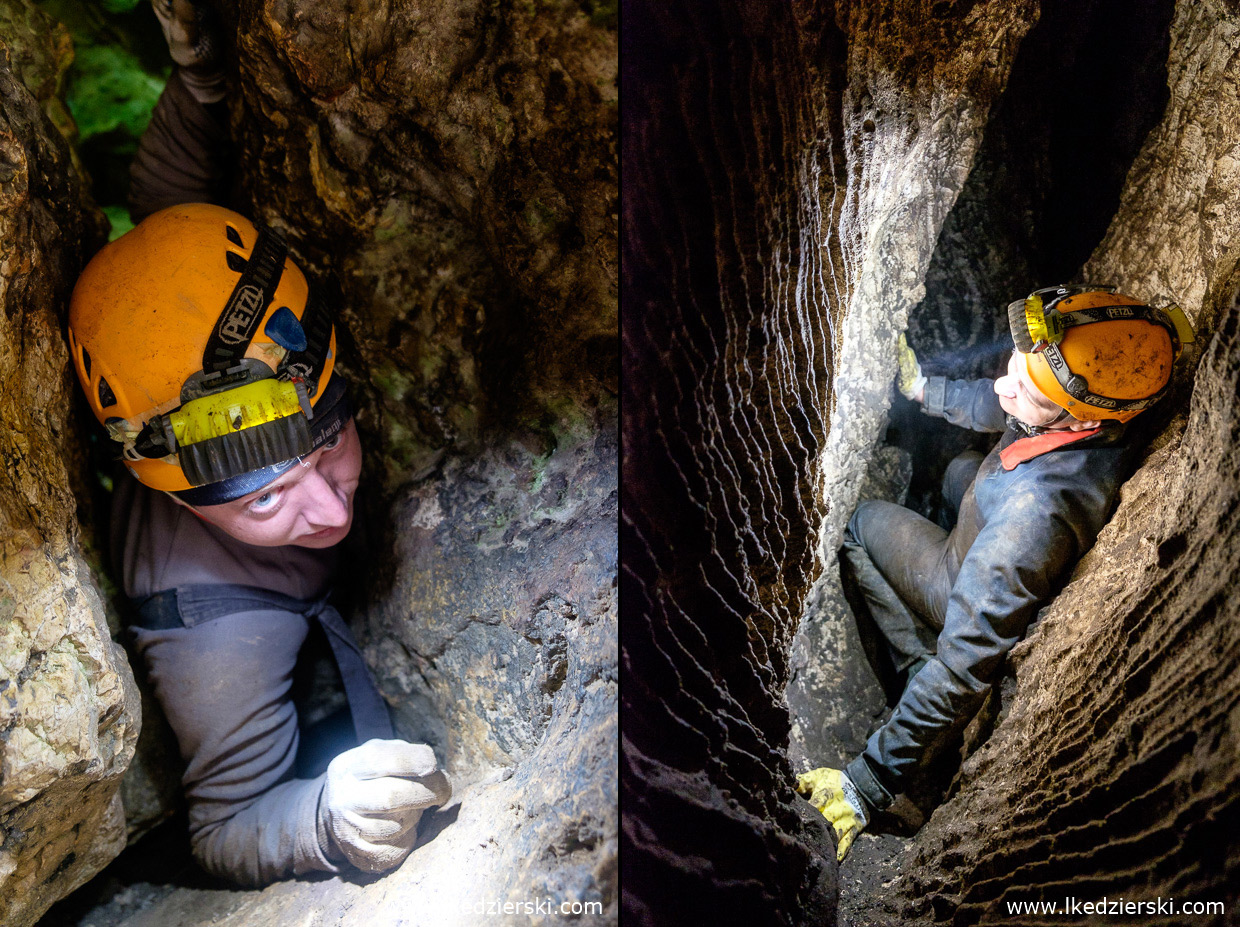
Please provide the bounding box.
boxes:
[216,1,618,917]
[0,3,139,926]
[886,0,1240,920]
[623,0,1034,922]
[4,0,616,923]
[227,0,617,483]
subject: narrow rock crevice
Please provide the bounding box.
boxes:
[626,1,1238,925]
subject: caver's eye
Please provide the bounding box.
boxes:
[248,488,282,514]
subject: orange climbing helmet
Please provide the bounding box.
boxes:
[1006,285,1195,423]
[68,204,349,504]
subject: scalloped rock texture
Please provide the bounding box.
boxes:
[108,0,619,923]
[227,0,618,485]
[0,3,138,927]
[626,0,1239,925]
[622,0,1035,922]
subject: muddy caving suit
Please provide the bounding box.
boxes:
[113,71,392,886]
[840,374,1136,814]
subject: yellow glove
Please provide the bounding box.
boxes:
[796,767,869,862]
[896,333,927,401]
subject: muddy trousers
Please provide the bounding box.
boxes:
[840,451,985,687]
[130,585,394,886]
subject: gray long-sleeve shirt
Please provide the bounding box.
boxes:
[114,473,350,885]
[114,70,349,885]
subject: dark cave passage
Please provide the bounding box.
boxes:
[1,1,616,925]
[893,0,1176,523]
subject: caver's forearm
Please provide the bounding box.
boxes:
[922,376,1007,432]
[192,771,342,886]
[129,69,231,223]
[132,608,334,885]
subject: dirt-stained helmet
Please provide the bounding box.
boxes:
[1007,285,1194,423]
[68,204,349,504]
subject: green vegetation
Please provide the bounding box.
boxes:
[34,0,169,239]
[579,0,616,30]
[67,42,165,140]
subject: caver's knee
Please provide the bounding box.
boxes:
[944,450,983,487]
[845,499,890,551]
[941,450,984,514]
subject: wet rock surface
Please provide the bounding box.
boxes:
[624,0,1033,922]
[226,0,617,485]
[0,3,137,926]
[879,0,1240,920]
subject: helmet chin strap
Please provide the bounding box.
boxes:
[1010,404,1076,437]
[1046,405,1074,427]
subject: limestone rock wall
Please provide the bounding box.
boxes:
[868,0,1178,529]
[0,3,139,927]
[218,0,619,919]
[226,0,617,483]
[622,0,1034,922]
[626,0,1240,923]
[786,0,1039,772]
[883,0,1240,919]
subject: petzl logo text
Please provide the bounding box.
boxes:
[219,285,265,345]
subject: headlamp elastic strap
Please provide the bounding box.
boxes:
[1011,285,1195,414]
[1038,342,1168,413]
[202,226,288,373]
[121,224,340,487]
[277,286,333,392]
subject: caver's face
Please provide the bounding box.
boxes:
[188,418,362,548]
[994,352,1073,428]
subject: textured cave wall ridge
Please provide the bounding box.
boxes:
[623,0,1039,922]
[0,2,139,926]
[227,0,617,485]
[187,0,619,921]
[786,0,1038,773]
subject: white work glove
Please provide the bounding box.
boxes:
[318,739,453,873]
[896,332,927,401]
[151,0,226,103]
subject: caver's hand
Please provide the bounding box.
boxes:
[151,0,225,103]
[796,767,869,862]
[318,739,453,872]
[896,332,927,403]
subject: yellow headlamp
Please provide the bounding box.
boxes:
[120,369,317,487]
[1020,291,1063,350]
[162,376,314,486]
[169,378,308,448]
[1007,284,1195,418]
